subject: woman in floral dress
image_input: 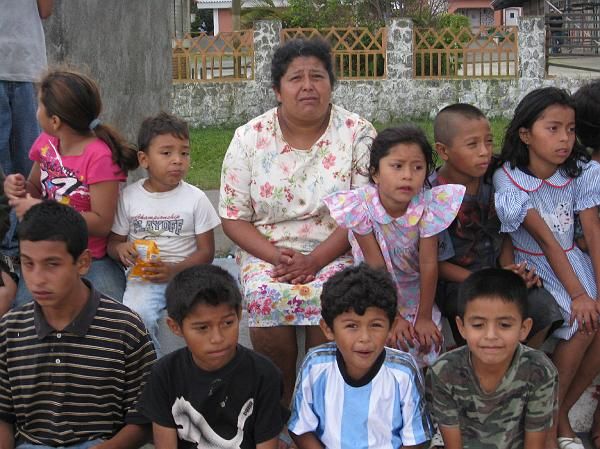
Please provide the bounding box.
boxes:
[218,38,376,406]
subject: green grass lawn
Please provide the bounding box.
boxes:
[187,118,509,190]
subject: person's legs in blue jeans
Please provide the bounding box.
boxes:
[83,256,126,302]
[122,280,167,356]
[0,81,39,259]
[16,438,105,449]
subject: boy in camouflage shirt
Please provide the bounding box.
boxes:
[427,268,558,449]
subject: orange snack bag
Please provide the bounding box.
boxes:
[129,240,160,280]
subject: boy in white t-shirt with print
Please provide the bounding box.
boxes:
[108,112,220,355]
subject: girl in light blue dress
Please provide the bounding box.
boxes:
[494,87,600,449]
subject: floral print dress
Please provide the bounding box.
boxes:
[324,183,465,366]
[218,105,376,327]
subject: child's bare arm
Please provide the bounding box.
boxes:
[107,232,137,267]
[172,230,215,273]
[523,209,598,332]
[144,231,215,284]
[82,181,120,237]
[0,273,17,318]
[438,260,471,283]
[0,419,14,449]
[354,231,386,269]
[498,234,515,267]
[579,207,600,299]
[256,436,278,449]
[151,423,178,449]
[415,235,442,351]
[438,426,462,449]
[523,430,547,449]
[289,431,324,449]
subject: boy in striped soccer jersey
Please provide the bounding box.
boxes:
[0,201,156,449]
[288,264,433,449]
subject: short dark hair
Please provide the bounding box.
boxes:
[433,103,487,146]
[271,38,335,91]
[500,87,589,178]
[321,264,397,328]
[369,125,435,187]
[457,268,528,319]
[18,201,88,261]
[137,111,189,153]
[573,81,600,153]
[166,264,242,325]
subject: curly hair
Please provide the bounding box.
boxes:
[321,264,397,328]
[166,265,242,325]
[500,87,589,178]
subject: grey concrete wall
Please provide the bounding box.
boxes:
[43,0,172,143]
[172,17,587,126]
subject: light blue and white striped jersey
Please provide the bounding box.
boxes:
[288,342,433,449]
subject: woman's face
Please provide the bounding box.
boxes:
[274,56,332,123]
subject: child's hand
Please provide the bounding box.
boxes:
[571,293,599,334]
[9,194,41,220]
[142,260,174,283]
[414,316,442,354]
[115,241,138,267]
[4,174,27,199]
[388,315,416,352]
[503,262,542,288]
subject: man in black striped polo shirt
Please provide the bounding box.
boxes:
[0,201,157,449]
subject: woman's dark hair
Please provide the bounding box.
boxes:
[500,87,589,178]
[271,38,335,91]
[573,81,600,153]
[321,264,397,328]
[39,69,139,173]
[369,125,435,187]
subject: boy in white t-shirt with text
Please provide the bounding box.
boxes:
[108,112,220,355]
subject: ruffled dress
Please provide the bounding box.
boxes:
[324,183,466,366]
[493,162,600,340]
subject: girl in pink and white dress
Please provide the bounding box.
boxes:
[324,125,465,367]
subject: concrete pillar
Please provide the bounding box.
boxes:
[43,0,172,143]
[253,20,282,85]
[518,16,546,79]
[386,18,414,80]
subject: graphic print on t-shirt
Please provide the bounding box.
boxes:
[172,396,254,449]
[132,214,184,237]
[39,144,84,206]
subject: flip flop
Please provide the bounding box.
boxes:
[557,436,584,449]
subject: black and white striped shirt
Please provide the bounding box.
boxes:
[0,285,156,446]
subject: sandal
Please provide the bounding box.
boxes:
[557,436,584,449]
[429,429,445,448]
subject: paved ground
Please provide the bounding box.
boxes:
[548,55,600,78]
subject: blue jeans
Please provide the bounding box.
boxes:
[13,256,126,308]
[17,439,104,449]
[123,280,167,356]
[0,81,39,257]
[0,81,38,176]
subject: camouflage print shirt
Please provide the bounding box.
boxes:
[427,344,558,449]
